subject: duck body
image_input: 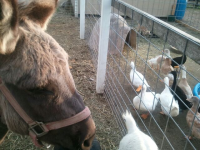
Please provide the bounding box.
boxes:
[179,78,193,99]
[186,96,200,139]
[159,77,179,117]
[148,49,171,69]
[171,54,187,67]
[148,55,162,69]
[160,58,174,76]
[130,61,150,88]
[119,111,158,150]
[172,86,191,110]
[169,71,192,110]
[133,85,159,112]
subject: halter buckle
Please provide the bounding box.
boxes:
[29,122,49,137]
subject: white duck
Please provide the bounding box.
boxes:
[119,111,158,150]
[130,61,150,92]
[148,49,171,70]
[159,77,179,117]
[133,85,160,119]
[178,65,193,99]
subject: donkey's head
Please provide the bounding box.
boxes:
[0,0,95,149]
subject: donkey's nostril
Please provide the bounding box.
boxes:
[83,139,90,147]
[82,134,95,150]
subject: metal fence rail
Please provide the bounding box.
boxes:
[84,0,101,69]
[112,0,200,35]
[82,0,200,149]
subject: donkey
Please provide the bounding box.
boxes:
[0,0,96,150]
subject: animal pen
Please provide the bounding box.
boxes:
[174,0,200,32]
[78,0,200,149]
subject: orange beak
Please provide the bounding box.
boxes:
[136,85,142,92]
[160,79,164,82]
[174,66,179,68]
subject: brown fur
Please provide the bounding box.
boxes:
[0,0,95,149]
[155,56,164,69]
[161,58,174,75]
[137,24,151,37]
[18,0,58,30]
[186,97,200,139]
[0,0,19,54]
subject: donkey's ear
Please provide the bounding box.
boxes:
[20,0,58,30]
[0,0,19,54]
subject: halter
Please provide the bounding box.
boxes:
[0,78,91,147]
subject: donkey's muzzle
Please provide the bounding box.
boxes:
[81,117,96,150]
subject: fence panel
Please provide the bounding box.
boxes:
[84,0,200,149]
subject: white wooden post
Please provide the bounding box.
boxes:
[75,0,78,18]
[80,0,85,39]
[96,0,112,93]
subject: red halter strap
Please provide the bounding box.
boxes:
[0,78,91,147]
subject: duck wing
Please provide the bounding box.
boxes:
[171,86,191,110]
[194,113,200,127]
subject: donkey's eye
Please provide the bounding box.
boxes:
[28,88,54,95]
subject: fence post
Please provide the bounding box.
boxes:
[75,0,78,18]
[96,0,112,93]
[80,0,85,39]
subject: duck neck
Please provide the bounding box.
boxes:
[166,52,170,58]
[171,74,177,91]
[181,69,186,79]
[191,101,200,112]
[140,87,146,98]
[134,67,137,72]
[165,82,170,92]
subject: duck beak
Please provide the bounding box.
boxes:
[160,79,164,82]
[136,85,142,92]
[174,66,179,69]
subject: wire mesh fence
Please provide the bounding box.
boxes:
[115,0,200,37]
[61,0,77,16]
[85,0,101,69]
[177,0,200,31]
[83,0,200,149]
